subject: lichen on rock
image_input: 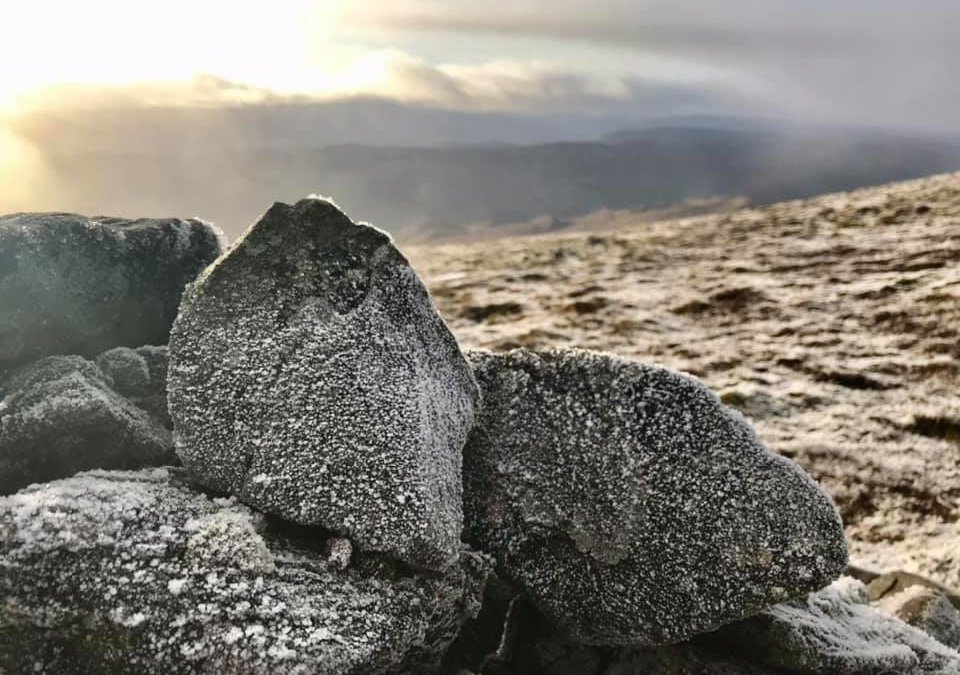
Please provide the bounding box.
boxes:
[168,198,479,570]
[463,348,848,646]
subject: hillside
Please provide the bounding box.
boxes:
[410,171,960,587]
[8,114,960,240]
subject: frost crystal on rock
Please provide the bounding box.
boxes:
[96,345,171,427]
[0,354,172,494]
[0,468,493,675]
[0,212,224,369]
[168,198,479,570]
[715,577,960,674]
[463,348,848,646]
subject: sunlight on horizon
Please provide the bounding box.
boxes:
[0,0,357,112]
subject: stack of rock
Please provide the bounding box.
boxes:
[0,201,958,674]
[0,213,224,494]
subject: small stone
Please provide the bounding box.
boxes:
[0,468,493,674]
[0,212,224,369]
[0,355,172,494]
[463,348,847,646]
[325,537,353,570]
[169,198,479,570]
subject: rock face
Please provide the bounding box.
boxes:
[412,172,960,591]
[876,585,960,651]
[96,346,172,427]
[168,198,479,570]
[715,578,960,674]
[0,469,492,675]
[446,579,960,675]
[0,213,224,369]
[463,348,847,646]
[0,354,172,494]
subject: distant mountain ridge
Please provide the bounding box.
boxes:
[8,108,960,240]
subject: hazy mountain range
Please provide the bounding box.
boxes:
[9,102,960,240]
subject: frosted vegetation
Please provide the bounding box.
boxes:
[0,188,958,673]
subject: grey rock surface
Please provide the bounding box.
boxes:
[714,577,960,674]
[463,348,847,646]
[0,468,492,675]
[876,585,960,651]
[0,212,224,368]
[168,198,479,570]
[0,355,172,494]
[96,345,171,426]
[447,580,960,675]
[411,171,960,591]
[604,646,781,675]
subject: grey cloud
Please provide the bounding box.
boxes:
[347,0,960,132]
[353,1,958,55]
[13,52,749,119]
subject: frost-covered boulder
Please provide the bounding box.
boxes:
[714,578,960,674]
[0,355,172,494]
[169,198,479,570]
[0,212,224,369]
[463,348,847,646]
[0,468,493,675]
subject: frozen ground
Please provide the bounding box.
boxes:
[410,171,960,588]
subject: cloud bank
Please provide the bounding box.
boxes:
[346,0,960,132]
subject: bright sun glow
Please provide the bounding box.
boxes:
[0,0,352,111]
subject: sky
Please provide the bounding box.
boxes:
[1,0,959,220]
[1,0,958,130]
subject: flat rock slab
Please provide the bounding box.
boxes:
[169,198,479,570]
[0,468,492,675]
[0,354,172,494]
[463,348,847,646]
[714,578,960,674]
[0,212,224,368]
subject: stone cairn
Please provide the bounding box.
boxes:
[1,203,958,675]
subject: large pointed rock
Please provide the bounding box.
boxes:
[0,212,224,369]
[463,348,847,646]
[168,198,479,570]
[0,469,492,675]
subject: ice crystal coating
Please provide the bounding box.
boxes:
[0,354,171,494]
[876,585,960,651]
[717,578,960,674]
[168,198,479,570]
[95,346,171,426]
[0,468,492,674]
[463,348,848,646]
[0,212,224,368]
